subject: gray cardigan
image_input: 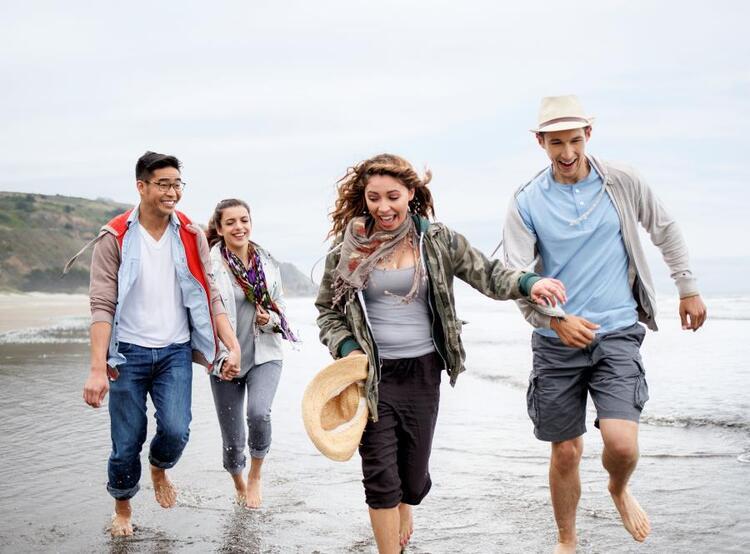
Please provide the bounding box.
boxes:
[503,155,699,331]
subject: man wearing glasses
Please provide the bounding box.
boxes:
[81,151,241,536]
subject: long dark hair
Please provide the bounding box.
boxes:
[206,198,252,247]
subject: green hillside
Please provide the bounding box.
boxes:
[0,192,130,292]
[0,192,317,296]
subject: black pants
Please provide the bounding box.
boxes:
[359,352,442,509]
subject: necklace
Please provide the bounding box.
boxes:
[558,162,607,226]
[379,235,415,270]
[567,183,607,226]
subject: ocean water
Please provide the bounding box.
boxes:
[0,289,748,553]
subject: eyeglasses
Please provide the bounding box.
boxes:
[146,179,187,192]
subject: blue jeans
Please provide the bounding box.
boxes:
[107,341,193,500]
[209,360,282,473]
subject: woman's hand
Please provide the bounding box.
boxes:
[256,305,271,326]
[529,277,567,307]
[347,349,365,357]
[220,352,241,381]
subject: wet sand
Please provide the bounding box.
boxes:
[0,294,748,552]
[0,292,89,333]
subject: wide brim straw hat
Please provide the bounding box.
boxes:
[530,94,595,133]
[302,354,369,462]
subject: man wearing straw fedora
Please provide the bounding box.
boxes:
[503,95,707,552]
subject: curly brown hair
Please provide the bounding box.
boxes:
[327,153,435,239]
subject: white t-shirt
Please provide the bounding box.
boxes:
[117,225,191,348]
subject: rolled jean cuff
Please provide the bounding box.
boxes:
[107,482,140,501]
[149,453,179,470]
[225,464,246,476]
[249,446,270,459]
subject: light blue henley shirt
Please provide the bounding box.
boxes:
[516,163,637,337]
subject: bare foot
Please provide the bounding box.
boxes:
[245,478,262,509]
[111,500,133,537]
[150,466,177,508]
[610,487,650,542]
[553,540,576,553]
[230,473,246,506]
[398,503,413,548]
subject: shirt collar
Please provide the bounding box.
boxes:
[128,205,181,229]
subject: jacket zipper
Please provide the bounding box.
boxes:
[419,231,447,370]
[604,180,655,322]
[177,229,218,358]
[356,290,383,385]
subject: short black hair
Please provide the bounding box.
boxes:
[135,151,182,181]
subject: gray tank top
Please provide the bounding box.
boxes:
[232,279,256,377]
[362,266,435,360]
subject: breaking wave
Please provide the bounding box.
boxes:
[0,317,89,345]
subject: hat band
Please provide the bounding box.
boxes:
[538,116,590,130]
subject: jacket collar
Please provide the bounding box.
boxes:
[210,241,269,262]
[517,153,610,197]
[587,155,609,183]
[411,214,430,234]
[127,205,181,229]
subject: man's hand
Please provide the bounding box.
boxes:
[550,315,600,348]
[83,365,110,408]
[530,278,567,307]
[679,295,707,331]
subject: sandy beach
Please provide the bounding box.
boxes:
[0,292,89,333]
[0,291,748,552]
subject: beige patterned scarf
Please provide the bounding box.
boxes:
[332,216,424,307]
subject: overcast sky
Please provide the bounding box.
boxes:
[3,1,748,289]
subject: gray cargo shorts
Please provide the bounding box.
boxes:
[526,323,649,442]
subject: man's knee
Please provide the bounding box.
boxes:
[551,439,583,473]
[157,419,190,448]
[603,438,639,465]
[111,425,147,461]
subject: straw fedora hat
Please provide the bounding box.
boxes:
[531,95,595,133]
[302,354,369,462]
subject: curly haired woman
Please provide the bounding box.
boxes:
[316,154,566,553]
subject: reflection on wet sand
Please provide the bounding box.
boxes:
[1,296,749,552]
[218,507,269,553]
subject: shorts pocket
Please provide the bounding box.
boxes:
[526,374,539,425]
[633,359,649,410]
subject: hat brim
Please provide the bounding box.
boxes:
[302,354,369,462]
[530,116,595,134]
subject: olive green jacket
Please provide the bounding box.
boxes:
[315,216,534,421]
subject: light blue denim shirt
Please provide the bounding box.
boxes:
[516,164,637,337]
[107,207,216,368]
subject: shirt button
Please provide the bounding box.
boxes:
[579,201,584,206]
[575,189,580,193]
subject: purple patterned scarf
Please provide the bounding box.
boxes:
[221,244,298,343]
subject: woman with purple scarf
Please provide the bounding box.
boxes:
[206,198,298,508]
